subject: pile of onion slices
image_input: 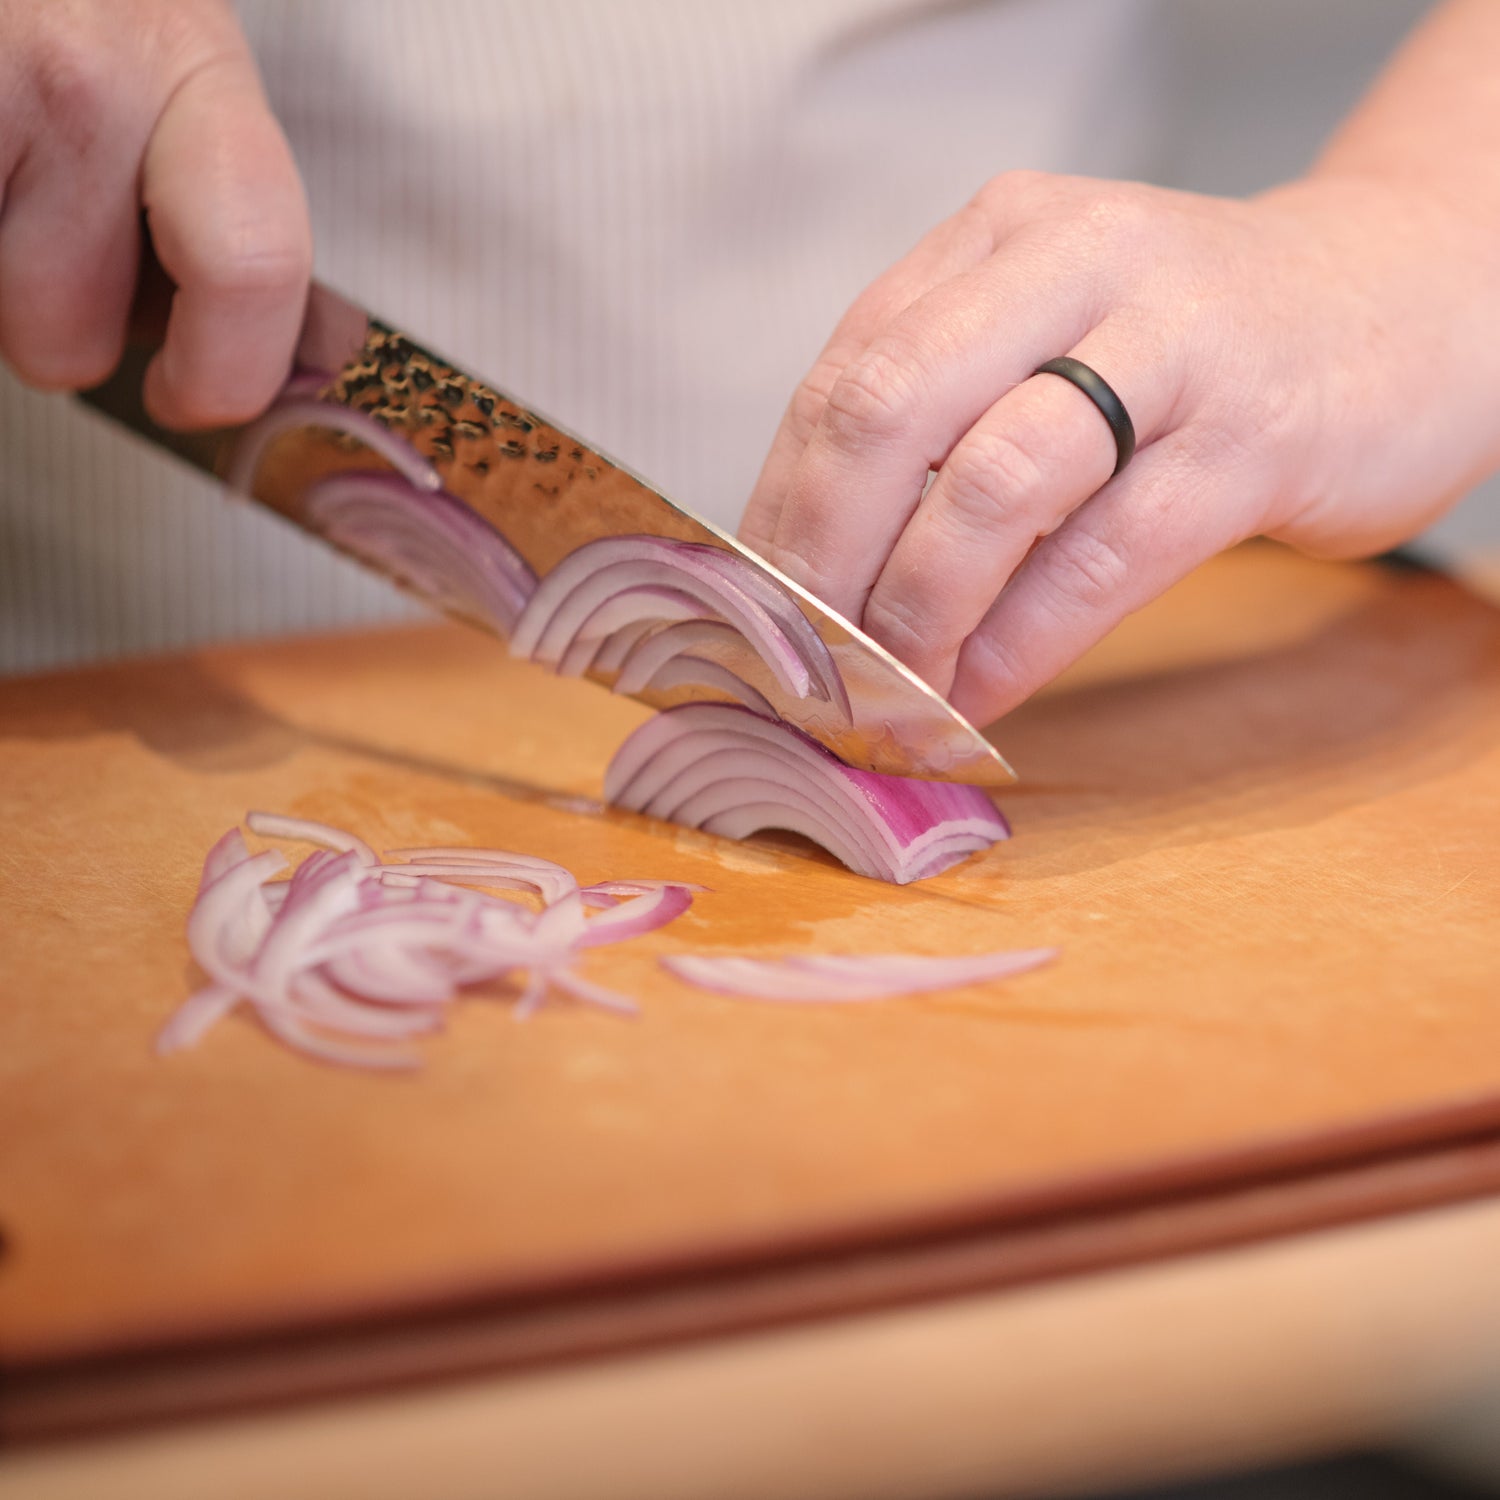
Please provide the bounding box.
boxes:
[161,813,1055,1071]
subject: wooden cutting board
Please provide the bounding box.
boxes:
[3,542,1500,1439]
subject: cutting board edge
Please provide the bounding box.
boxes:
[9,1076,1500,1423]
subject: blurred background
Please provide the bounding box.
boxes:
[4,0,1494,673]
[1157,0,1498,583]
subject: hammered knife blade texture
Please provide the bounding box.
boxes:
[81,281,1013,787]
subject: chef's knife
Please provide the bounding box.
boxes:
[81,280,1013,787]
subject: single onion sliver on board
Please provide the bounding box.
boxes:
[660,950,1058,1003]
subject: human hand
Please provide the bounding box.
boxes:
[740,169,1500,726]
[0,0,310,428]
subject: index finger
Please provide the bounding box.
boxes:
[140,53,311,430]
[755,236,1105,623]
[738,193,1007,557]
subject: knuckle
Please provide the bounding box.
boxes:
[179,215,312,302]
[938,430,1046,532]
[1075,187,1155,255]
[1044,529,1133,613]
[821,343,923,449]
[963,622,1025,691]
[784,354,845,448]
[149,3,235,74]
[975,168,1048,212]
[28,17,114,155]
[861,587,932,664]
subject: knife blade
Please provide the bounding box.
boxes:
[81,280,1013,787]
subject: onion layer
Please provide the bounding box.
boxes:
[304,471,537,633]
[510,535,847,711]
[226,397,440,495]
[605,703,1009,884]
[661,949,1057,1002]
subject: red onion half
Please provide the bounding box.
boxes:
[605,704,1010,884]
[304,471,537,632]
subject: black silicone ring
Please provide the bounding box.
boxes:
[1032,356,1136,478]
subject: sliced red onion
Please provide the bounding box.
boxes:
[624,656,776,717]
[582,617,669,677]
[156,983,241,1055]
[611,621,759,695]
[385,848,579,905]
[188,850,289,981]
[320,946,457,1007]
[164,815,1046,1071]
[545,971,641,1016]
[163,821,698,1069]
[554,590,707,678]
[580,877,710,906]
[226,397,440,496]
[605,704,1009,884]
[199,828,253,892]
[661,949,1057,1002]
[304,471,537,634]
[254,1007,423,1072]
[247,811,377,866]
[289,970,446,1037]
[511,537,844,705]
[576,883,696,947]
[682,543,851,718]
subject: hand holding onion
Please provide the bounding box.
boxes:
[0,0,310,427]
[739,0,1500,728]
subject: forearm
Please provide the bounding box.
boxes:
[1309,0,1500,221]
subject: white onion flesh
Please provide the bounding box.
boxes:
[661,950,1058,1002]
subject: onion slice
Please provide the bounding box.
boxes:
[605,703,1008,884]
[510,535,846,710]
[247,812,377,865]
[661,949,1057,1002]
[226,397,440,495]
[304,471,537,633]
[385,848,578,905]
[625,656,777,717]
